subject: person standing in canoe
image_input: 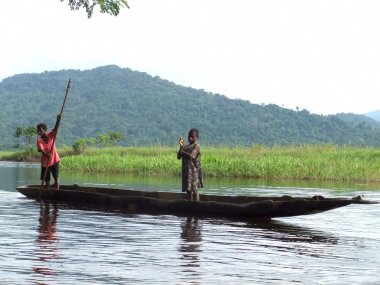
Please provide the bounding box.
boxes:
[177,128,203,201]
[37,115,61,191]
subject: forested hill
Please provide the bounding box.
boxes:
[1,65,380,148]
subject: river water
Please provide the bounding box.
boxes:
[0,161,379,284]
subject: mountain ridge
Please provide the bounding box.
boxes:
[366,110,380,122]
[1,65,380,148]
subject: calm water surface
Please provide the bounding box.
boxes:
[0,161,379,284]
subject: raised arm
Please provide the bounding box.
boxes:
[180,143,200,160]
[53,114,62,133]
[177,137,185,160]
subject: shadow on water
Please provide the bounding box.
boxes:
[33,202,59,283]
[244,219,338,244]
[207,217,338,247]
[202,217,340,261]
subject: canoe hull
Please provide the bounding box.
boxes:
[16,185,375,219]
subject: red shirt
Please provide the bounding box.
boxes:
[37,130,60,167]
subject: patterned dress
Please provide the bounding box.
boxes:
[177,142,203,194]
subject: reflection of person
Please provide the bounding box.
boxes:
[177,129,204,201]
[37,114,61,190]
[180,217,202,269]
[38,203,58,242]
[34,202,59,276]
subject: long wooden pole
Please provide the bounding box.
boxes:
[38,79,71,200]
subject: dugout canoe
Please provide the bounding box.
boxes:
[16,184,378,219]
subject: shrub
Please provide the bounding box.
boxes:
[72,138,88,154]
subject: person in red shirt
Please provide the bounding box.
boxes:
[37,115,61,190]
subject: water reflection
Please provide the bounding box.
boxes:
[33,202,59,281]
[245,220,339,244]
[0,162,39,191]
[180,217,202,281]
[207,218,339,260]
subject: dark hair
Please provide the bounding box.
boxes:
[37,123,47,131]
[188,128,199,139]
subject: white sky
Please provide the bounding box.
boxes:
[1,0,380,115]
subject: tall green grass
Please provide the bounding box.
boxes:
[61,146,179,174]
[2,145,380,181]
[0,145,74,162]
[58,145,380,182]
[0,151,14,160]
[0,148,39,161]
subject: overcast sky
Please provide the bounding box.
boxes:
[1,0,379,115]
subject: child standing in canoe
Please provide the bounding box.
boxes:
[177,128,203,201]
[37,115,61,191]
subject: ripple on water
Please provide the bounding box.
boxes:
[1,185,380,284]
[0,161,39,168]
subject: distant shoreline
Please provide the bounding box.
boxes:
[1,145,380,182]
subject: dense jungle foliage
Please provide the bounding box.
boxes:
[1,65,380,149]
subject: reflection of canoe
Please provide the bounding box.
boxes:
[16,185,378,219]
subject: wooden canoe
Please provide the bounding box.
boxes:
[16,184,377,219]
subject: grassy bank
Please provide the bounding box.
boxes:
[0,151,15,159]
[0,149,39,162]
[0,146,74,162]
[2,145,380,182]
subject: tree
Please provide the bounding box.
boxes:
[71,131,125,153]
[72,138,88,154]
[60,0,129,18]
[108,131,125,145]
[14,126,36,147]
[97,133,110,147]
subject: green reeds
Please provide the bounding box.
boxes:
[2,145,380,181]
[59,145,380,182]
[0,151,14,160]
[61,146,179,175]
[0,148,40,162]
